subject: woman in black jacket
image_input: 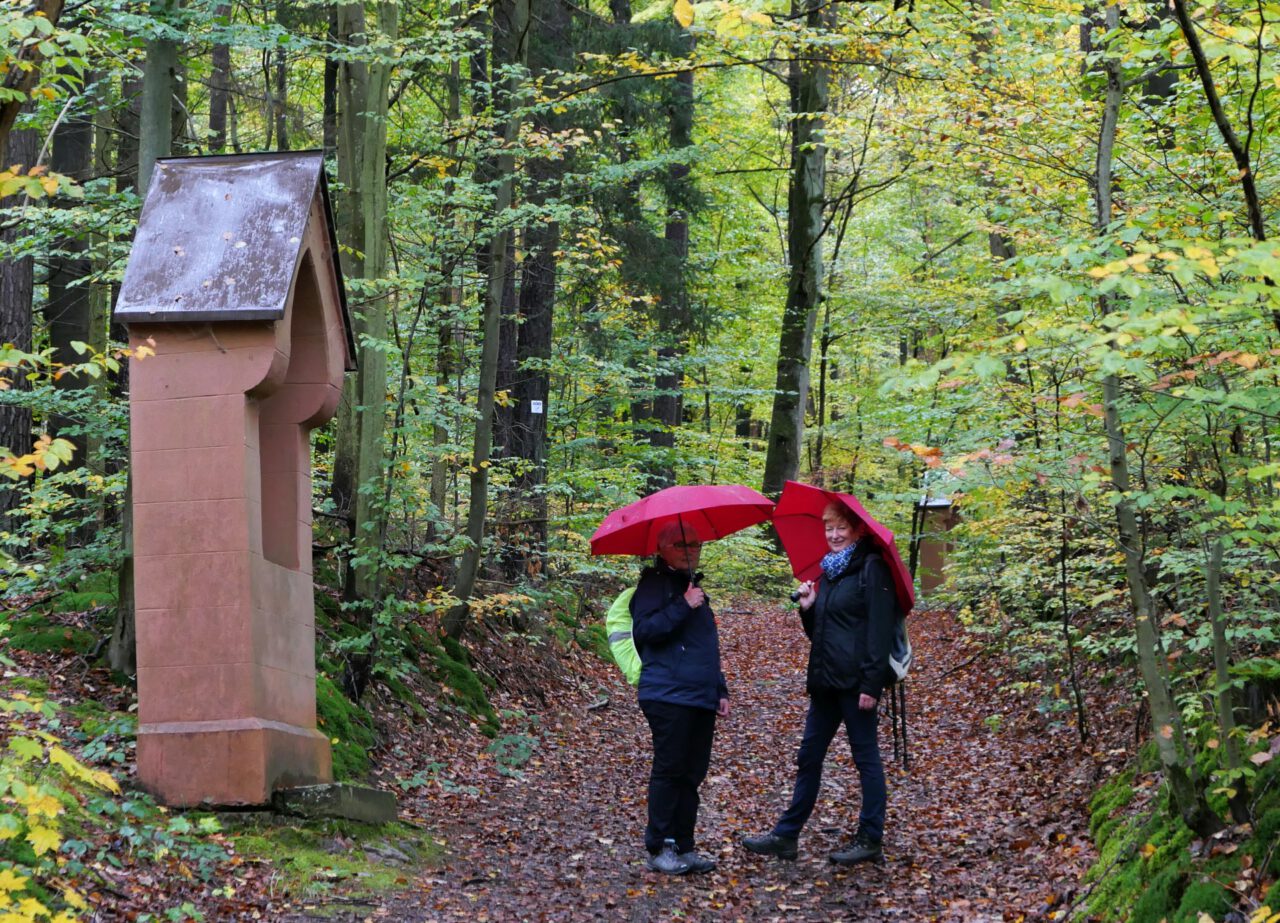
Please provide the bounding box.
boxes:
[743,501,896,865]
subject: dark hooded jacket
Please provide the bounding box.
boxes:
[630,559,729,712]
[800,544,897,698]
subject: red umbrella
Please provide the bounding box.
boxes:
[772,480,915,612]
[590,484,775,556]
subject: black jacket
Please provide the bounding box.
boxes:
[801,545,897,698]
[630,559,729,712]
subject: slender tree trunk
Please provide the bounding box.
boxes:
[113,2,179,672]
[209,3,231,151]
[332,0,397,601]
[47,88,94,459]
[1091,3,1216,836]
[494,236,519,456]
[274,5,289,151]
[1170,0,1265,243]
[446,0,529,637]
[0,129,37,521]
[430,23,464,531]
[323,6,338,155]
[762,0,828,496]
[327,0,397,695]
[1206,538,1249,821]
[139,0,179,195]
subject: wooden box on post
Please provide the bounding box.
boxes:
[114,152,356,806]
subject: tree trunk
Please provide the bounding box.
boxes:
[1091,3,1216,836]
[274,4,289,151]
[446,0,529,638]
[139,0,179,195]
[762,0,828,497]
[1206,538,1249,821]
[209,3,231,152]
[46,88,94,456]
[332,0,397,607]
[648,46,695,490]
[323,6,338,155]
[430,24,465,532]
[0,129,37,521]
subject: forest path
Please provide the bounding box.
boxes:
[377,602,1097,922]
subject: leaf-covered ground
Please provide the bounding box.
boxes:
[330,602,1101,922]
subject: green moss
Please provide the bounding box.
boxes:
[434,637,498,736]
[6,614,94,655]
[315,675,376,781]
[1090,768,1136,840]
[5,676,50,696]
[1137,741,1161,774]
[230,818,441,902]
[1130,862,1186,923]
[1250,808,1280,878]
[1173,878,1231,922]
[50,572,118,614]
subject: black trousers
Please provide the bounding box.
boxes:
[773,688,886,842]
[640,700,717,854]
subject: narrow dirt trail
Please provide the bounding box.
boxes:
[377,603,1097,922]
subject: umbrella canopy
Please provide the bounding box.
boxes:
[590,484,775,556]
[772,480,915,612]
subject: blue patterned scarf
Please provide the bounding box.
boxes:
[820,543,857,581]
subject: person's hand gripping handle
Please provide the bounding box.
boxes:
[790,580,816,609]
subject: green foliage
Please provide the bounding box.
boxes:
[0,681,230,922]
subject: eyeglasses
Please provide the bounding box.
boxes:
[665,541,702,550]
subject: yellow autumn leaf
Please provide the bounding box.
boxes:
[26,824,60,855]
[673,0,694,27]
[62,888,87,911]
[1184,245,1212,260]
[88,769,120,794]
[1140,842,1157,858]
[17,897,50,917]
[21,791,62,820]
[0,869,27,892]
[1232,352,1260,369]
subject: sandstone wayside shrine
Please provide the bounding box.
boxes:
[113,152,355,807]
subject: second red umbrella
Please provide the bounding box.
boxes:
[772,480,915,613]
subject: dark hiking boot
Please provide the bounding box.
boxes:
[678,850,717,874]
[829,834,883,866]
[646,839,692,875]
[741,832,798,860]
